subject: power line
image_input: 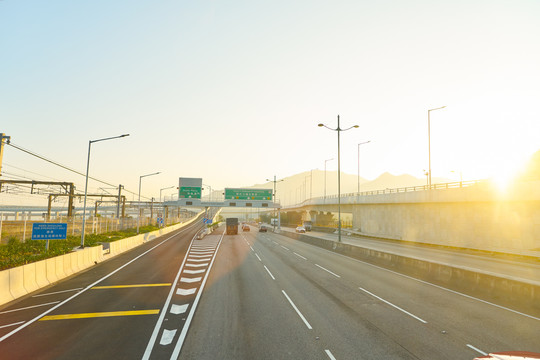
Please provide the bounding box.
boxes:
[4,162,67,182]
[6,142,145,199]
[7,142,115,186]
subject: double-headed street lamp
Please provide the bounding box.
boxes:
[137,172,160,234]
[428,106,446,188]
[318,115,359,242]
[80,134,129,248]
[266,175,284,231]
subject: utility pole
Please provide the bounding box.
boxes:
[0,133,11,177]
[116,184,123,218]
[68,183,75,218]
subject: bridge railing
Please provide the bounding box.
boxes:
[287,179,486,208]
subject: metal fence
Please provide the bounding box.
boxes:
[0,212,193,244]
[288,180,485,208]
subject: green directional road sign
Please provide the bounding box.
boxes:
[179,186,202,199]
[224,188,273,200]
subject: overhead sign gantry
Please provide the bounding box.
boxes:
[173,178,279,208]
[224,188,272,201]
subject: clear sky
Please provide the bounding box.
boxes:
[1,0,539,203]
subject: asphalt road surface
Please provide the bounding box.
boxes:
[1,223,539,359]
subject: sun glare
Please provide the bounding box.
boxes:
[489,158,528,193]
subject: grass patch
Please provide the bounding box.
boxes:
[0,224,166,271]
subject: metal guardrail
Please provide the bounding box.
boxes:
[286,180,486,208]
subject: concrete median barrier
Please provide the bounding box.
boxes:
[0,271,14,305]
[0,213,204,307]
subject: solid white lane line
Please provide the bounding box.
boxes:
[315,264,341,278]
[0,321,25,330]
[0,301,60,315]
[31,288,83,297]
[294,252,307,260]
[170,233,224,359]
[176,288,197,296]
[264,266,276,280]
[322,247,540,322]
[255,253,262,262]
[325,349,337,360]
[183,269,205,274]
[282,290,312,329]
[170,304,188,315]
[359,287,427,323]
[281,245,290,250]
[160,329,177,345]
[467,344,487,356]
[1,222,201,344]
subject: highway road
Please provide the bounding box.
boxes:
[1,222,539,359]
[279,226,540,285]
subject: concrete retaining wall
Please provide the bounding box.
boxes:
[295,181,540,253]
[0,245,104,306]
[0,213,203,307]
[279,230,540,310]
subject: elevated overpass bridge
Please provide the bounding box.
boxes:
[281,179,540,254]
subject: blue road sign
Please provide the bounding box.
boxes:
[32,223,68,240]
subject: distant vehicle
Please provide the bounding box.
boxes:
[242,224,250,231]
[474,352,540,359]
[295,226,306,233]
[302,221,312,231]
[259,226,267,232]
[226,218,239,235]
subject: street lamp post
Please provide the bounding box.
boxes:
[160,186,175,202]
[324,158,333,204]
[266,175,284,232]
[137,172,160,234]
[318,115,359,242]
[428,106,446,188]
[202,183,212,201]
[80,134,129,248]
[357,141,370,194]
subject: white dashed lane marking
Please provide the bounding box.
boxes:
[170,304,188,315]
[184,269,205,274]
[176,288,197,296]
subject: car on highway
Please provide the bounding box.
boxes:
[242,224,250,231]
[295,226,306,233]
[259,225,267,232]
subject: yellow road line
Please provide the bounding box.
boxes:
[40,309,160,321]
[91,283,171,289]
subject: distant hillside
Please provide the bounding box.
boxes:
[519,150,540,181]
[215,149,540,205]
[233,170,451,205]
